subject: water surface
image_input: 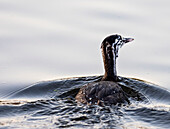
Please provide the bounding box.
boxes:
[1,76,170,129]
[0,0,170,88]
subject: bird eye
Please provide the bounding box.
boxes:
[117,35,122,40]
[115,37,122,44]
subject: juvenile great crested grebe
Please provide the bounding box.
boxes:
[75,34,134,106]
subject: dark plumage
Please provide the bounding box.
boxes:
[76,34,134,106]
[76,81,128,106]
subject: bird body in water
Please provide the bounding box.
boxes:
[75,34,134,106]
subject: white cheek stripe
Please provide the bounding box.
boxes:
[112,38,126,58]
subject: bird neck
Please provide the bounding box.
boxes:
[101,43,118,81]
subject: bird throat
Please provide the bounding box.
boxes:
[112,47,117,79]
[102,43,118,81]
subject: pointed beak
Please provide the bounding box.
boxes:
[122,38,134,43]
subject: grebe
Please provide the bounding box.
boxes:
[76,34,134,106]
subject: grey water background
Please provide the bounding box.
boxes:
[1,0,170,91]
[1,0,170,129]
